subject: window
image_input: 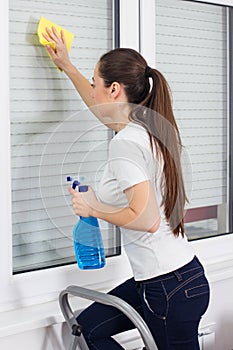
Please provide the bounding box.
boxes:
[152,0,231,240]
[9,0,119,273]
[0,0,232,313]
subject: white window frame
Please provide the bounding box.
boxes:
[119,0,140,49]
[0,0,139,313]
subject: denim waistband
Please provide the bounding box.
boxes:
[141,256,203,284]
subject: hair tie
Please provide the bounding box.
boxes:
[145,66,151,79]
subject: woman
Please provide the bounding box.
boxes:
[43,27,210,350]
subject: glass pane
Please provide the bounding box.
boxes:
[155,0,229,240]
[9,0,119,273]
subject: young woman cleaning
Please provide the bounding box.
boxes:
[43,27,210,350]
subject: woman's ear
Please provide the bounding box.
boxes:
[110,82,121,99]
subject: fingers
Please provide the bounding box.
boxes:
[68,187,76,195]
[46,44,56,59]
[68,187,79,208]
[68,186,90,206]
[68,188,82,215]
[43,26,61,44]
[42,31,51,42]
[46,26,57,41]
[61,30,66,45]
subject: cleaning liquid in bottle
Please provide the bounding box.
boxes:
[67,177,105,270]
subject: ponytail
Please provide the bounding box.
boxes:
[130,68,187,237]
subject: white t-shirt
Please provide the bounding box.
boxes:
[98,122,194,281]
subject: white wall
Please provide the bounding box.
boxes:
[0,0,233,349]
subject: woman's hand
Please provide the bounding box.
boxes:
[68,181,160,232]
[69,186,99,217]
[42,26,73,72]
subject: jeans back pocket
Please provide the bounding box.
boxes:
[185,283,209,299]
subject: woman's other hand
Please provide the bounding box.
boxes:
[69,186,98,217]
[42,26,73,72]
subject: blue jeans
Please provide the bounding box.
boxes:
[77,256,210,350]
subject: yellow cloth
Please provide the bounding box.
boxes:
[37,16,74,71]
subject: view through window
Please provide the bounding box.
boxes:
[9,0,119,273]
[154,0,229,240]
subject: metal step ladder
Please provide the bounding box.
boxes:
[59,285,158,350]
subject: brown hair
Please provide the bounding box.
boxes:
[98,48,187,237]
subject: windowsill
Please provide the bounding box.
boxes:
[0,287,106,339]
[1,234,233,339]
[0,252,132,338]
[0,253,131,338]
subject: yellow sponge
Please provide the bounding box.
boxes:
[37,16,74,70]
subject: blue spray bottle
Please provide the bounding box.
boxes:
[67,177,105,270]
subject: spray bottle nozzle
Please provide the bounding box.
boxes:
[72,180,80,190]
[67,176,80,190]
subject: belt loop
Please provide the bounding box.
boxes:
[174,271,182,281]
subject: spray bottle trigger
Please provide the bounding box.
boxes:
[72,180,80,190]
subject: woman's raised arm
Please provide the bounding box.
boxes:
[43,26,95,108]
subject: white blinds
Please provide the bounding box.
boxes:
[155,0,227,208]
[9,0,117,273]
